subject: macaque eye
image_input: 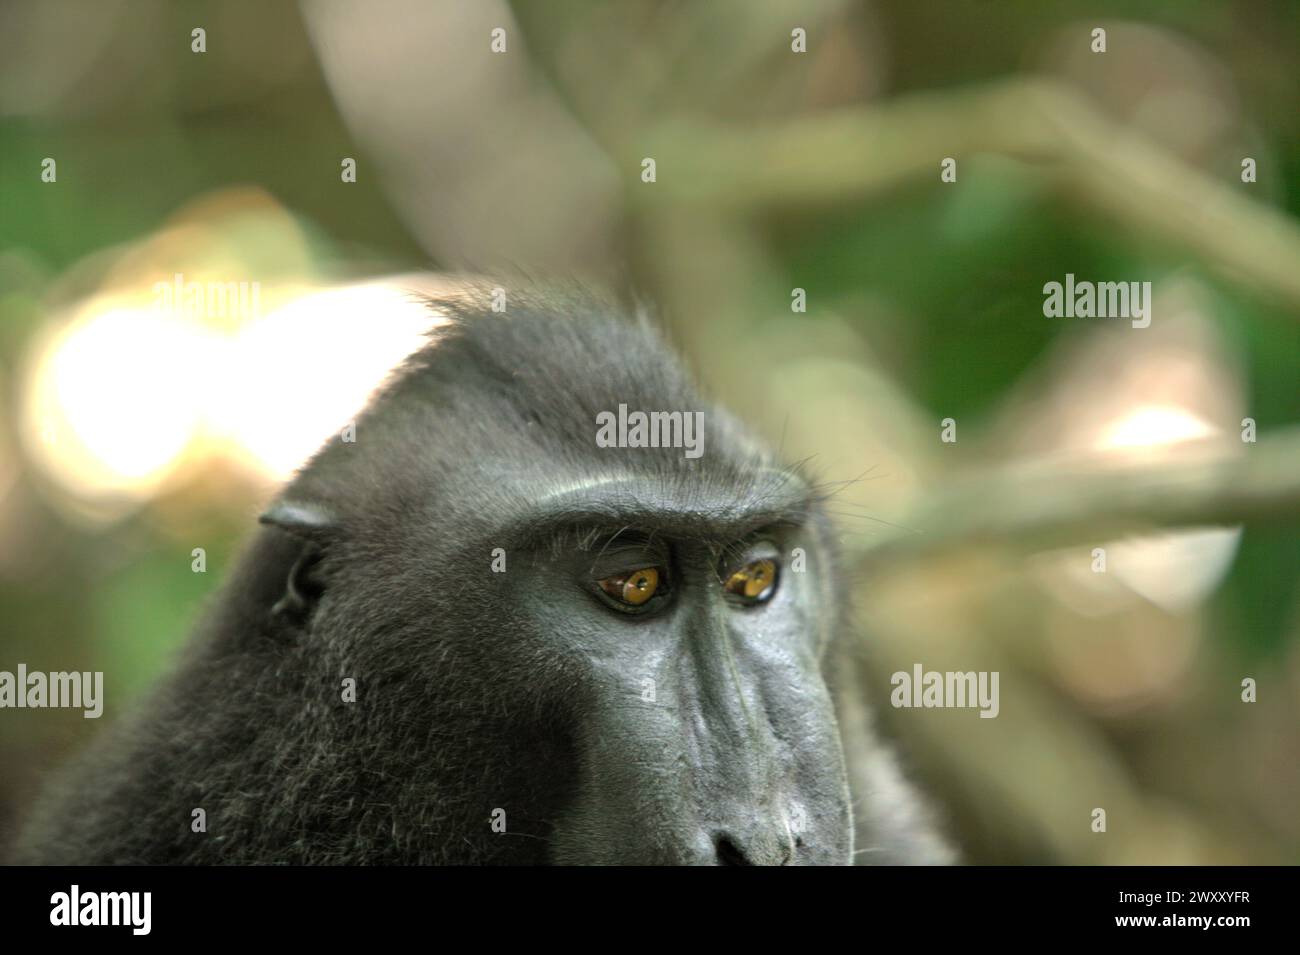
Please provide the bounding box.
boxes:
[598,567,661,606]
[724,558,778,604]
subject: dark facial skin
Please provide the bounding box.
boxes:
[497,480,853,864]
[13,291,944,866]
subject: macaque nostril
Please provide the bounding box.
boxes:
[714,830,795,866]
[715,834,753,866]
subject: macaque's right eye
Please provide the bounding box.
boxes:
[598,567,661,607]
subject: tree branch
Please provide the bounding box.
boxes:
[637,77,1300,310]
[854,427,1300,565]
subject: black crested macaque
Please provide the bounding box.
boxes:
[14,289,952,865]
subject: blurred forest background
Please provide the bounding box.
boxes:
[0,0,1297,863]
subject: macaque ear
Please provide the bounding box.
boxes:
[258,500,336,621]
[259,500,337,543]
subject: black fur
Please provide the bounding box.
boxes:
[13,288,950,865]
